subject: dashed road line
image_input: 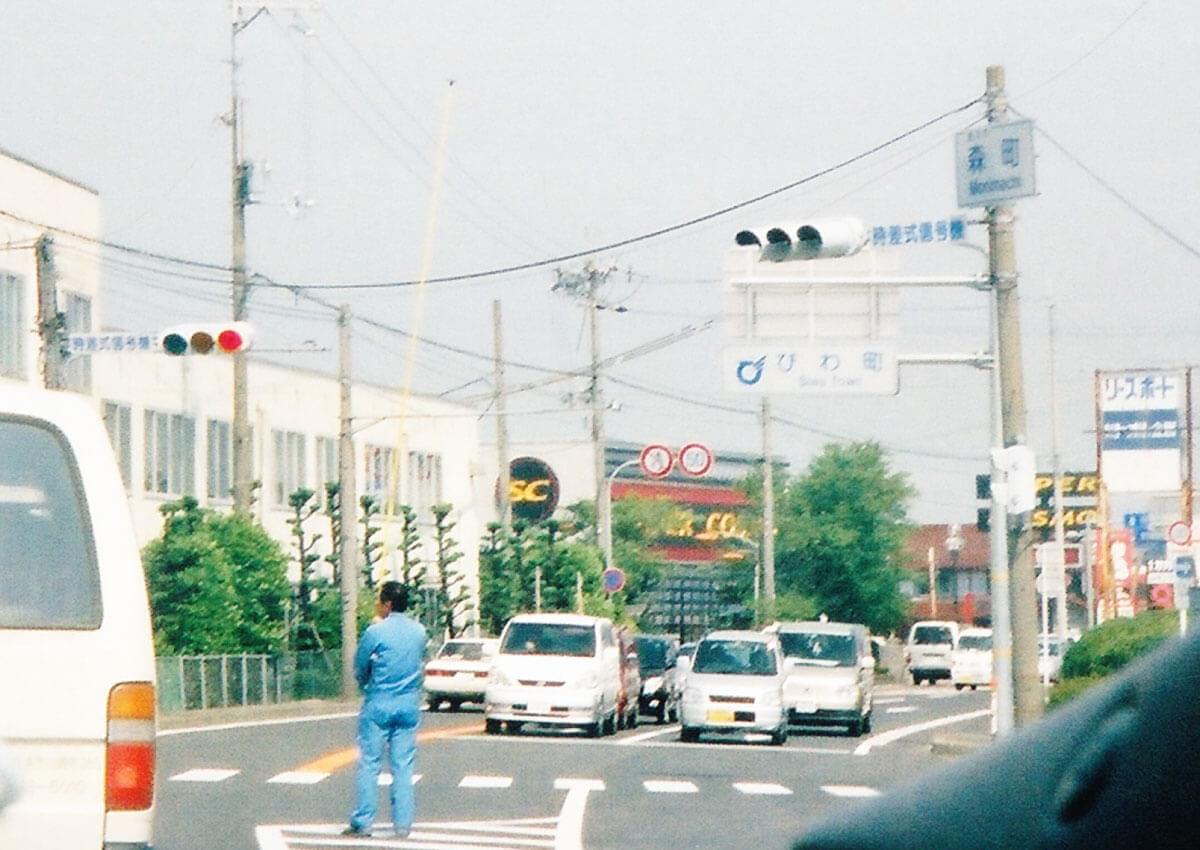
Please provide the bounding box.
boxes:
[733,782,792,796]
[822,785,881,798]
[872,697,906,705]
[643,780,698,794]
[460,775,514,789]
[616,725,679,744]
[169,768,240,783]
[266,771,329,785]
[885,706,917,714]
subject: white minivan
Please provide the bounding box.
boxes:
[485,613,622,736]
[906,620,960,685]
[0,387,157,849]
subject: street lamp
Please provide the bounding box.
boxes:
[602,459,639,573]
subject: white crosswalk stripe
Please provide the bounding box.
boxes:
[459,775,514,789]
[267,771,329,785]
[169,768,240,783]
[643,779,698,794]
[822,784,881,798]
[733,782,792,796]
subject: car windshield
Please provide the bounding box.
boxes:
[678,644,696,659]
[0,419,101,630]
[437,640,486,661]
[913,626,953,645]
[958,635,992,651]
[779,632,857,667]
[635,638,670,672]
[500,622,596,657]
[693,639,777,676]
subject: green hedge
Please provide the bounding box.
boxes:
[1049,610,1178,709]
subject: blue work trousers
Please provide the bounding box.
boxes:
[350,696,421,834]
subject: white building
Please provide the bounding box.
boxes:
[0,147,482,627]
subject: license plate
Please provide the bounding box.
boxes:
[528,702,549,715]
[795,700,818,715]
[707,709,735,724]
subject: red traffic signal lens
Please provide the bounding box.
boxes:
[162,333,188,356]
[217,328,244,353]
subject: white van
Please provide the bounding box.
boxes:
[484,613,622,736]
[906,620,960,685]
[0,387,157,849]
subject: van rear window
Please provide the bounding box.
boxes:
[913,626,953,645]
[501,622,595,657]
[0,419,101,629]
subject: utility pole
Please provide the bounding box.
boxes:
[986,65,1041,725]
[337,305,359,698]
[494,300,512,534]
[35,235,65,390]
[229,2,255,516]
[588,269,607,551]
[1049,302,1069,646]
[760,397,776,616]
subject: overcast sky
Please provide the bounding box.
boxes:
[4,0,1197,524]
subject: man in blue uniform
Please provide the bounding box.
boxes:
[344,581,427,838]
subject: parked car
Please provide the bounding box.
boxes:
[0,387,157,850]
[424,637,498,711]
[484,614,623,736]
[906,620,961,685]
[767,620,875,736]
[616,630,641,730]
[679,630,789,745]
[951,627,993,691]
[633,633,681,723]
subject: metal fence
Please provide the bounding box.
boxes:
[156,652,343,713]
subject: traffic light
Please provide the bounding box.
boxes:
[734,217,868,262]
[976,508,990,533]
[160,322,254,356]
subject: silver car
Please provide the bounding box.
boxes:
[769,621,875,737]
[679,630,788,745]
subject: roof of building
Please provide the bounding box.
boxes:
[903,523,990,571]
[0,145,99,195]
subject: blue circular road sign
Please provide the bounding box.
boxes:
[602,567,626,594]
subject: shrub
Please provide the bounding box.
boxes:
[1047,675,1106,710]
[1059,609,1179,680]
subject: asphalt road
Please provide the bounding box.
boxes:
[155,683,991,850]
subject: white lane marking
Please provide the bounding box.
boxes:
[459,774,514,789]
[378,773,423,786]
[458,735,849,755]
[734,782,792,796]
[854,709,991,756]
[617,725,680,745]
[266,771,329,785]
[169,768,240,783]
[822,785,881,798]
[159,711,358,737]
[872,697,906,705]
[885,706,917,714]
[553,778,606,792]
[554,785,594,850]
[643,780,698,794]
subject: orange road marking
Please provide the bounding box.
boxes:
[293,720,486,775]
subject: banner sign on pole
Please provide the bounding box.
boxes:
[1098,370,1184,493]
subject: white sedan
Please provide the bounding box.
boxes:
[424,638,498,711]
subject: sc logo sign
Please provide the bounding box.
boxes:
[510,479,552,504]
[736,356,766,386]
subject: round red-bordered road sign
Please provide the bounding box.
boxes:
[678,442,714,477]
[602,567,626,594]
[639,444,674,479]
[1168,520,1192,547]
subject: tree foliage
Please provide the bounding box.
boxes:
[143,497,290,655]
[431,504,472,638]
[762,442,913,633]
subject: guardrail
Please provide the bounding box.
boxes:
[155,652,343,713]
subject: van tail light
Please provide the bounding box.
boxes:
[106,682,156,811]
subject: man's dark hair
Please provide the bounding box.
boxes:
[379,581,408,612]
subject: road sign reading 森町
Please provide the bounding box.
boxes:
[955,120,1036,208]
[722,343,898,395]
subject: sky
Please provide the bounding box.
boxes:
[3,0,1198,525]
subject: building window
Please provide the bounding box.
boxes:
[102,401,133,488]
[272,429,307,506]
[363,444,398,506]
[407,451,443,521]
[315,436,339,502]
[61,292,92,393]
[0,271,23,379]
[143,410,196,496]
[207,419,232,502]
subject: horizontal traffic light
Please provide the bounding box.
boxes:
[735,217,868,261]
[160,322,254,356]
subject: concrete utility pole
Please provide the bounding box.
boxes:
[986,65,1042,725]
[588,268,608,550]
[760,397,776,615]
[1048,303,1069,646]
[493,300,512,534]
[337,305,359,697]
[35,235,65,390]
[229,3,254,516]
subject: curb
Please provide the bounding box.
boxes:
[929,732,992,757]
[158,698,360,731]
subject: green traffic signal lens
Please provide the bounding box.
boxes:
[163,333,188,355]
